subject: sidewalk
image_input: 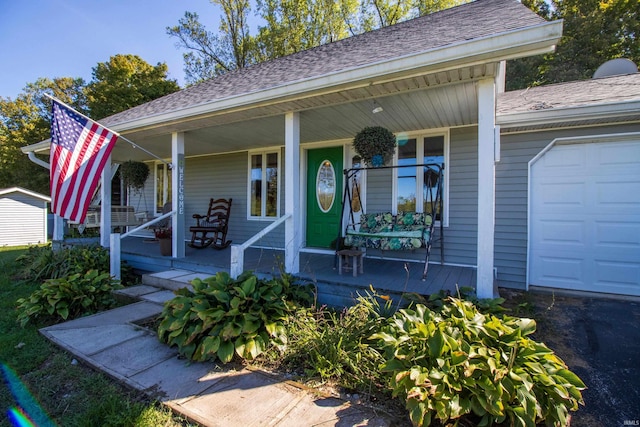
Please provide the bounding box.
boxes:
[39,284,392,427]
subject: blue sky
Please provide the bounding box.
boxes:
[0,0,237,100]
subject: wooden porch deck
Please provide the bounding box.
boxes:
[121,236,476,306]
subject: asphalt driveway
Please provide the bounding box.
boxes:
[503,290,640,427]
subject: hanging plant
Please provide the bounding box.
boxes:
[119,161,149,193]
[352,126,397,167]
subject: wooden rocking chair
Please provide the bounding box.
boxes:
[189,198,232,249]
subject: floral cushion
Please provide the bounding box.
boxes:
[344,211,434,251]
[393,212,432,231]
[359,212,394,233]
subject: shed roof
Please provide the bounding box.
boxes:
[101,0,546,128]
[0,187,51,202]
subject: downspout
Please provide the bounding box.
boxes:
[27,152,50,170]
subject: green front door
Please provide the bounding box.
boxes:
[306,147,343,248]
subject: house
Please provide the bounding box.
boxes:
[22,0,640,298]
[0,187,50,247]
[496,72,640,296]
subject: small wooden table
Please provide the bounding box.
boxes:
[337,249,364,277]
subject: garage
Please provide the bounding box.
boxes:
[529,135,640,296]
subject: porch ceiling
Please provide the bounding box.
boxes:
[109,63,492,162]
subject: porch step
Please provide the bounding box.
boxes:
[113,285,175,305]
[141,269,211,292]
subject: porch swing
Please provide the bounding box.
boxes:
[337,163,444,280]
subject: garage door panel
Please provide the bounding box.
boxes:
[595,220,640,248]
[533,181,586,210]
[536,219,584,245]
[596,180,640,211]
[530,138,640,296]
[594,260,640,286]
[532,256,584,285]
[596,141,640,168]
[541,144,586,169]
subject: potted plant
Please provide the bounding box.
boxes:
[154,228,172,256]
[119,161,150,194]
[352,126,397,167]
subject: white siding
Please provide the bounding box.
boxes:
[0,192,48,246]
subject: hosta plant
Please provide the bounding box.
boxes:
[372,298,585,427]
[16,270,123,326]
[157,271,313,363]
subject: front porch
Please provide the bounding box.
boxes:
[120,236,477,306]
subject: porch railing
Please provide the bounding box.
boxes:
[230,213,291,278]
[110,210,174,279]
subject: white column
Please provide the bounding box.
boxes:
[52,215,64,250]
[172,132,185,258]
[110,233,121,280]
[476,78,496,299]
[100,157,112,247]
[284,112,301,274]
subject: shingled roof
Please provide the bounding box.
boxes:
[102,0,545,127]
[498,73,640,114]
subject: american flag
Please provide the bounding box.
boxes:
[50,100,118,223]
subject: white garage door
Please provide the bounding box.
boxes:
[529,138,640,296]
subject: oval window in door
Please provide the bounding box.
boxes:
[316,160,336,213]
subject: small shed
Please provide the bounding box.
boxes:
[0,187,50,247]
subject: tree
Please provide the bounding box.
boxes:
[507,0,639,90]
[85,54,180,119]
[0,77,86,193]
[167,0,255,84]
[255,0,357,60]
[171,0,470,83]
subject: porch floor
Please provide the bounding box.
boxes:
[121,236,476,304]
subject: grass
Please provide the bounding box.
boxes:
[0,246,194,427]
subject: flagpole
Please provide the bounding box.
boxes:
[44,93,173,169]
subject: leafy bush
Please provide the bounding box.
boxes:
[16,270,124,326]
[372,298,585,427]
[157,271,313,363]
[15,244,138,285]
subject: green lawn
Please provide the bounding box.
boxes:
[0,247,193,427]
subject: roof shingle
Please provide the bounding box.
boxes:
[102,0,544,127]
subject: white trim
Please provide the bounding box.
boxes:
[391,130,450,226]
[0,187,50,202]
[526,131,640,291]
[106,22,562,133]
[498,100,640,129]
[246,149,282,220]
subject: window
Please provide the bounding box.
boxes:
[155,162,172,213]
[394,133,447,224]
[249,151,280,218]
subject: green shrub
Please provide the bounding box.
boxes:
[372,298,585,427]
[15,244,138,285]
[157,271,313,363]
[276,292,389,390]
[16,270,124,327]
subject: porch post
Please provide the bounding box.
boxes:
[476,78,496,299]
[100,157,112,247]
[172,132,185,258]
[284,112,301,274]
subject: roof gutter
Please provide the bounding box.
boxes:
[497,99,640,129]
[109,20,563,134]
[21,139,51,168]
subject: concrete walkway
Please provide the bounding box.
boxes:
[39,276,392,427]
